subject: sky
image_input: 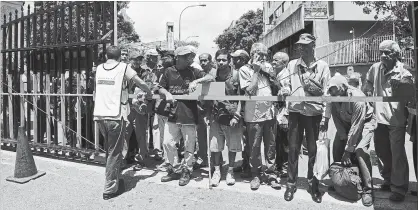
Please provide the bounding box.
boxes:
[126,1,262,57]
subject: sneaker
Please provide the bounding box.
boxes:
[389,192,405,202]
[361,193,373,207]
[179,168,192,186]
[211,170,221,187]
[250,176,261,190]
[226,170,236,186]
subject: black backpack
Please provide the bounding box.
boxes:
[329,162,362,201]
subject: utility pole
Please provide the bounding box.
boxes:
[350,27,355,63]
[114,1,118,46]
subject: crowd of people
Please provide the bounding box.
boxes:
[92,33,417,206]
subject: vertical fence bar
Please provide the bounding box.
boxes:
[39,10,45,144]
[111,1,115,45]
[60,49,67,147]
[53,8,58,145]
[32,7,38,144]
[8,13,14,140]
[25,5,31,139]
[19,7,25,133]
[45,10,52,146]
[1,15,6,139]
[76,4,82,149]
[13,10,20,139]
[85,47,92,148]
[53,49,58,145]
[60,7,67,147]
[93,1,99,151]
[85,2,92,148]
[68,4,75,148]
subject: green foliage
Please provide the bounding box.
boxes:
[352,1,412,42]
[214,9,263,53]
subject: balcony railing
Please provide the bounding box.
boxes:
[315,35,415,67]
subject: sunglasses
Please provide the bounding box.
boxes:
[380,50,392,55]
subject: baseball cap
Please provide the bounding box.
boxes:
[175,46,193,56]
[296,33,316,44]
[231,50,250,59]
[186,45,198,54]
[144,49,159,56]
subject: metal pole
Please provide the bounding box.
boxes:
[352,28,356,63]
[393,21,396,41]
[179,4,206,41]
[114,1,117,46]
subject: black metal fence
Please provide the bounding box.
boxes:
[1,2,114,160]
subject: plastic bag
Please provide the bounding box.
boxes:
[313,132,330,180]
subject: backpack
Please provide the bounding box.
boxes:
[329,162,362,201]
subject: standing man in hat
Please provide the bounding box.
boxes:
[93,45,152,200]
[363,40,413,202]
[159,46,214,186]
[283,33,330,203]
[230,50,251,178]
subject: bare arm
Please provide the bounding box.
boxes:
[131,75,152,95]
[245,72,261,95]
[346,102,367,152]
[194,73,215,83]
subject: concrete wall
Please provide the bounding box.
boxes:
[332,1,388,21]
[313,19,329,46]
[328,21,385,42]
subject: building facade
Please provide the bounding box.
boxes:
[260,1,387,63]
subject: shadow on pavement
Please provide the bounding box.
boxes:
[121,169,159,192]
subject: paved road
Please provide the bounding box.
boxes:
[1,147,416,210]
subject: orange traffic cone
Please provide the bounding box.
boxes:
[6,126,46,184]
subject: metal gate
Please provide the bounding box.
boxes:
[1,2,114,163]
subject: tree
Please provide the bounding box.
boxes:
[353,1,412,47]
[31,1,140,45]
[214,9,263,53]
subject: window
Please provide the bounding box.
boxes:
[268,1,271,8]
[269,14,274,25]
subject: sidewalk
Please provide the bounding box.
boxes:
[1,148,416,210]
